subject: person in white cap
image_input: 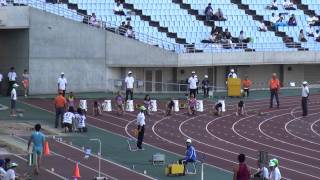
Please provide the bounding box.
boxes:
[57,72,67,97]
[301,81,309,117]
[125,71,134,101]
[202,75,210,97]
[228,68,237,78]
[179,139,196,175]
[10,83,18,117]
[269,159,281,180]
[4,162,18,180]
[136,106,146,150]
[188,71,198,98]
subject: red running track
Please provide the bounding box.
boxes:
[23,94,320,180]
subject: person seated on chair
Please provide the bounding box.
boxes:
[188,94,197,116]
[179,139,197,175]
[165,98,175,116]
[93,101,102,116]
[214,102,223,116]
[236,101,246,116]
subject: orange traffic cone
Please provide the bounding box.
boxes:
[43,141,50,156]
[72,162,81,179]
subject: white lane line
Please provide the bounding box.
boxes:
[311,119,320,137]
[178,108,320,174]
[13,154,67,180]
[285,108,320,146]
[258,111,320,154]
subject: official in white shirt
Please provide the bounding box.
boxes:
[188,71,198,98]
[301,81,309,117]
[269,160,281,180]
[7,67,17,96]
[227,69,238,78]
[10,83,18,117]
[4,163,18,180]
[136,106,146,150]
[125,71,135,101]
[57,72,67,97]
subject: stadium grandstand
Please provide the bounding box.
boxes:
[1,0,320,179]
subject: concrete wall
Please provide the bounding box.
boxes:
[0,6,29,29]
[0,29,29,94]
[28,8,108,94]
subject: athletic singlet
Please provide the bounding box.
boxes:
[237,163,250,180]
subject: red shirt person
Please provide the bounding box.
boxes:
[268,73,280,108]
[242,76,252,97]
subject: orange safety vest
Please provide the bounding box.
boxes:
[242,79,252,89]
[269,78,280,90]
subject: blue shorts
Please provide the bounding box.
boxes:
[33,146,43,155]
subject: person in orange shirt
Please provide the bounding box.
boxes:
[268,73,280,108]
[54,91,67,128]
[242,75,252,97]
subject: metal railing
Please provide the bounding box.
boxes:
[108,79,320,94]
[4,0,320,53]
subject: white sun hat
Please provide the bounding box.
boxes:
[204,75,208,78]
[302,81,308,85]
[128,71,132,74]
[186,139,192,143]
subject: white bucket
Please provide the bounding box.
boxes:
[79,100,87,111]
[102,100,112,112]
[150,100,157,112]
[173,100,179,112]
[126,100,134,112]
[218,100,226,112]
[196,100,204,112]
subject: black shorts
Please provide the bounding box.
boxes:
[11,100,16,109]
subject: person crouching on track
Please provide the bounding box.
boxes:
[188,94,197,116]
[63,107,75,133]
[93,100,102,116]
[213,102,223,116]
[144,94,151,116]
[179,139,197,175]
[75,108,87,133]
[115,91,125,115]
[236,100,246,116]
[165,98,175,116]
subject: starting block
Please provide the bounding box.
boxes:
[126,138,138,152]
[126,100,134,112]
[165,163,184,176]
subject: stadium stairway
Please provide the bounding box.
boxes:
[231,0,308,51]
[120,0,202,52]
[172,0,255,52]
[294,0,317,16]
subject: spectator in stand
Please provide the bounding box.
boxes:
[267,0,278,10]
[239,30,250,43]
[270,13,279,27]
[118,21,127,36]
[288,14,297,26]
[113,1,125,16]
[274,14,287,30]
[89,13,99,27]
[283,0,295,10]
[7,67,17,96]
[125,26,135,39]
[259,20,267,32]
[298,29,307,42]
[125,20,132,30]
[315,30,320,42]
[0,0,7,6]
[307,15,319,25]
[223,28,232,40]
[306,24,314,36]
[204,3,214,21]
[213,8,226,21]
[210,31,222,43]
